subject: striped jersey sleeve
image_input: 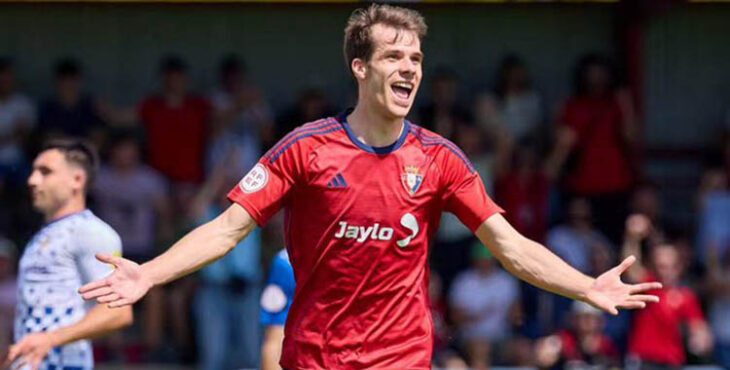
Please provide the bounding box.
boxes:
[228,118,342,226]
[419,132,503,232]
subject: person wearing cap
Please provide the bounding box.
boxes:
[449,242,520,369]
[535,301,620,369]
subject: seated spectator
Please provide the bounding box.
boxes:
[554,54,638,243]
[0,58,35,184]
[473,54,545,146]
[534,301,620,370]
[38,59,105,142]
[139,55,210,184]
[623,215,714,369]
[449,243,520,369]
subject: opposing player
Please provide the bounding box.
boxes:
[260,249,295,370]
[80,4,662,369]
[4,140,133,370]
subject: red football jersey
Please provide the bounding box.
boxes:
[229,112,503,369]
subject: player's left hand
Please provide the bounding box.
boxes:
[2,332,55,370]
[584,255,663,315]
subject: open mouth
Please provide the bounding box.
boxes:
[391,81,414,102]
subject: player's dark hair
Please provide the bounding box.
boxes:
[573,53,617,96]
[54,58,82,78]
[41,138,99,192]
[219,53,247,76]
[344,4,427,74]
[495,54,531,100]
[159,54,188,74]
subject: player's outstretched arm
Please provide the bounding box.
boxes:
[476,213,662,315]
[3,304,132,370]
[79,203,256,307]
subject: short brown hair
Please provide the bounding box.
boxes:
[344,4,427,71]
[42,138,99,192]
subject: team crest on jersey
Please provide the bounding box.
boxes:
[401,165,424,196]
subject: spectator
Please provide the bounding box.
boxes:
[495,141,551,243]
[534,301,620,370]
[554,54,638,243]
[190,162,263,370]
[705,231,730,369]
[449,243,520,369]
[92,133,172,358]
[473,55,545,145]
[545,198,613,329]
[38,58,105,142]
[697,141,730,368]
[0,239,17,353]
[94,133,172,263]
[0,58,35,183]
[547,197,612,275]
[276,87,335,141]
[208,54,274,173]
[139,55,210,184]
[697,136,730,267]
[630,182,672,246]
[417,66,468,138]
[623,215,714,369]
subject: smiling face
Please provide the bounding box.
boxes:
[352,24,423,120]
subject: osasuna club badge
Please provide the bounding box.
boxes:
[401,165,423,196]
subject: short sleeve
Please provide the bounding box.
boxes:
[440,147,503,232]
[260,252,296,326]
[228,134,307,226]
[74,223,123,284]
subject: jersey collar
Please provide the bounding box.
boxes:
[338,108,410,155]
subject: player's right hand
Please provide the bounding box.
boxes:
[78,254,152,308]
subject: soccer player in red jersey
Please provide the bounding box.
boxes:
[80,5,662,369]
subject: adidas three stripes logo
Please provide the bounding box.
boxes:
[327,173,348,188]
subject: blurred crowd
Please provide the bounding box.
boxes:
[0,51,728,370]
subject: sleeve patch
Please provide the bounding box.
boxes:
[260,284,287,313]
[239,163,269,193]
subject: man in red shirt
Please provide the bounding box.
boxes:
[81,5,662,369]
[139,56,210,184]
[623,214,713,369]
